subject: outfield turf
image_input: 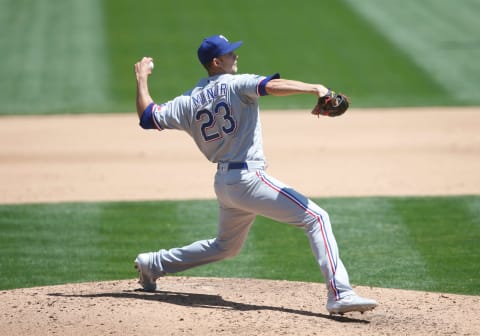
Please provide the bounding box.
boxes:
[0,0,110,114]
[344,0,480,104]
[1,0,479,114]
[1,196,479,295]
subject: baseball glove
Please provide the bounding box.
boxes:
[311,89,350,117]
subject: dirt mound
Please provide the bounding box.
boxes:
[2,277,478,336]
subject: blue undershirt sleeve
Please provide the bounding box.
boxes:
[258,73,281,96]
[139,102,156,129]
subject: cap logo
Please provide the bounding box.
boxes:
[219,35,229,42]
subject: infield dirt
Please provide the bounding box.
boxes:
[1,108,479,335]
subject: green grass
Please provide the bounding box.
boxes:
[344,0,480,105]
[1,196,479,295]
[0,0,111,114]
[1,0,479,115]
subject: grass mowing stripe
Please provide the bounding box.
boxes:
[102,0,206,112]
[96,200,222,280]
[1,196,478,294]
[2,0,462,114]
[240,217,319,281]
[395,196,480,294]
[343,0,480,105]
[312,198,433,290]
[103,0,449,111]
[172,201,219,247]
[467,196,480,226]
[0,0,110,114]
[0,203,105,288]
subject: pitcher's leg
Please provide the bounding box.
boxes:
[150,205,256,274]
[239,170,354,299]
[302,200,354,299]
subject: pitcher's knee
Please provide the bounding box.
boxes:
[213,239,243,259]
[304,207,331,231]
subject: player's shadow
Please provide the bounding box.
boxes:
[48,289,370,323]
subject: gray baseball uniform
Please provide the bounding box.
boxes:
[139,72,355,300]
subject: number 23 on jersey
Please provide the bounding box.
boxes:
[195,101,237,142]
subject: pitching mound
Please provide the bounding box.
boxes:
[2,277,479,335]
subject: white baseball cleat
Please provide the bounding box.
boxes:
[134,252,158,292]
[326,294,378,315]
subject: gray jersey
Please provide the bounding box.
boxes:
[150,74,267,163]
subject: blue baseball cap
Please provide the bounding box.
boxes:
[197,34,243,65]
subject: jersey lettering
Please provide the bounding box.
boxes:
[195,101,236,142]
[191,83,228,110]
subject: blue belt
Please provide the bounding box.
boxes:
[218,162,249,170]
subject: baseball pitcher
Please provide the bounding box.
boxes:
[133,34,376,315]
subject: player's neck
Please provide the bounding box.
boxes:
[208,69,230,76]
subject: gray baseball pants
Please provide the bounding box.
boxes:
[151,163,354,299]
